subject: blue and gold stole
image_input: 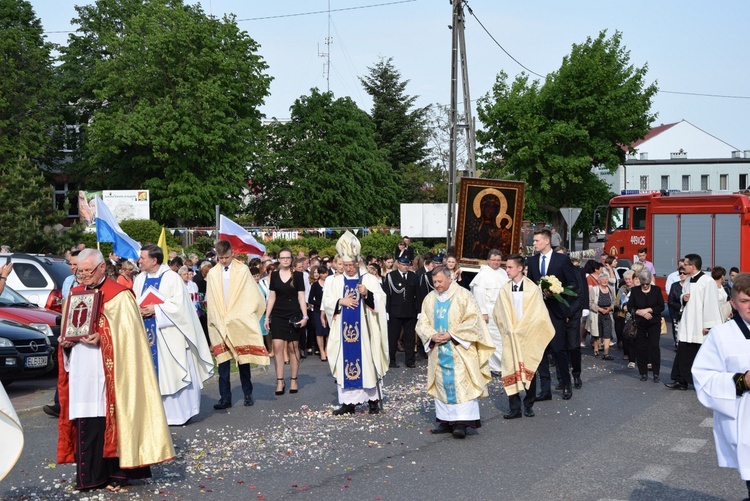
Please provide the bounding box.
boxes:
[141,275,163,378]
[435,298,457,404]
[341,276,363,389]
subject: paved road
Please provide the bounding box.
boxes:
[2,335,745,501]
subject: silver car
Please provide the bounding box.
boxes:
[1,253,72,313]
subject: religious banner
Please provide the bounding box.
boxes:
[61,289,103,342]
[454,178,526,267]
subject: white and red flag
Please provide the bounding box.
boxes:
[219,215,266,258]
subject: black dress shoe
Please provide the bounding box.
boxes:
[244,395,255,406]
[554,383,563,391]
[523,407,535,417]
[640,374,648,381]
[503,411,522,420]
[573,377,582,389]
[405,362,416,368]
[536,392,552,401]
[389,362,400,368]
[213,401,232,410]
[664,381,688,390]
[430,422,453,434]
[562,386,572,400]
[43,404,60,418]
[332,404,356,415]
[653,375,660,383]
[368,400,380,414]
[452,424,467,439]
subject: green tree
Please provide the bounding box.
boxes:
[360,57,431,201]
[58,0,272,226]
[252,89,399,227]
[477,30,657,231]
[0,0,66,252]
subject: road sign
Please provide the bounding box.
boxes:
[560,207,582,251]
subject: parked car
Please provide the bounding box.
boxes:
[0,318,55,385]
[0,253,72,313]
[0,285,61,364]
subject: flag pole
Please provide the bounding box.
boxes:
[215,205,220,236]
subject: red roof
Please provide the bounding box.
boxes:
[630,121,679,149]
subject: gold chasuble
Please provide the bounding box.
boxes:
[206,260,269,366]
[416,284,494,404]
[58,279,174,468]
[492,277,555,396]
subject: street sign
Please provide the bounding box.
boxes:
[560,207,582,228]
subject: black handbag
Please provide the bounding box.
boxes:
[624,313,638,340]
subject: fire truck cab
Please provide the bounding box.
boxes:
[602,190,750,289]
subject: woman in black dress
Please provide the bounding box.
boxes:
[627,268,665,382]
[264,247,308,395]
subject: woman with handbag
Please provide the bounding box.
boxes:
[615,270,637,368]
[588,271,616,359]
[264,247,308,395]
[627,268,665,382]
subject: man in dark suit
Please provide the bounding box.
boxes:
[526,229,581,400]
[384,256,420,368]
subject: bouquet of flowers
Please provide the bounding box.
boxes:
[539,275,578,306]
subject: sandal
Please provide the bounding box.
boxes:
[275,378,285,396]
[593,351,599,358]
[289,377,299,394]
[602,354,613,361]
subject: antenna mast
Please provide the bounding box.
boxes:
[318,0,333,92]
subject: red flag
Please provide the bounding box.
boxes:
[219,215,266,258]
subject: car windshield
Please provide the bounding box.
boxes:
[0,285,36,306]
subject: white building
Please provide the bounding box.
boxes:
[597,120,750,194]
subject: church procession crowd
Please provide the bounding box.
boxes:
[2,228,749,498]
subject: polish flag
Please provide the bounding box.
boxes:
[219,215,265,258]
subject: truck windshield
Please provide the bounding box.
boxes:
[607,207,629,233]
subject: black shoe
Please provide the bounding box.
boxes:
[332,404,356,416]
[43,404,60,418]
[562,386,572,400]
[289,377,298,394]
[430,422,453,434]
[275,378,286,396]
[405,362,416,368]
[503,411,522,420]
[640,374,648,381]
[389,361,400,368]
[653,375,660,383]
[665,381,688,390]
[368,400,380,414]
[536,392,552,401]
[213,401,232,410]
[452,424,467,439]
[244,395,255,406]
[573,377,582,389]
[523,407,535,417]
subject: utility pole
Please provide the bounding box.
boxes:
[446,1,476,250]
[318,0,333,92]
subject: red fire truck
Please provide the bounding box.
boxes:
[599,190,750,290]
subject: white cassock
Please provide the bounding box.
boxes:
[0,382,23,482]
[134,264,214,425]
[692,318,750,480]
[470,265,509,372]
[678,273,723,344]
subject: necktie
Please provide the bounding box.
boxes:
[540,255,547,277]
[513,284,518,292]
[403,273,407,281]
[224,266,229,272]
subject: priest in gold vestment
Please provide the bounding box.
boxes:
[416,266,494,438]
[493,254,555,420]
[57,249,174,491]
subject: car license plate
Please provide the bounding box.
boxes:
[25,356,48,368]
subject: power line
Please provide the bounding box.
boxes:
[660,90,750,100]
[463,1,546,79]
[43,0,417,34]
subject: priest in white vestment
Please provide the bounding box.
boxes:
[666,253,723,390]
[135,244,214,425]
[693,273,750,500]
[469,249,509,375]
[417,266,494,439]
[323,232,389,415]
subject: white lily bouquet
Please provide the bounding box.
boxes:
[539,275,578,307]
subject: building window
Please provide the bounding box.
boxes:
[720,174,728,190]
[682,175,690,191]
[62,125,80,153]
[741,174,748,191]
[53,183,79,218]
[639,176,649,190]
[660,175,669,190]
[701,175,709,191]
